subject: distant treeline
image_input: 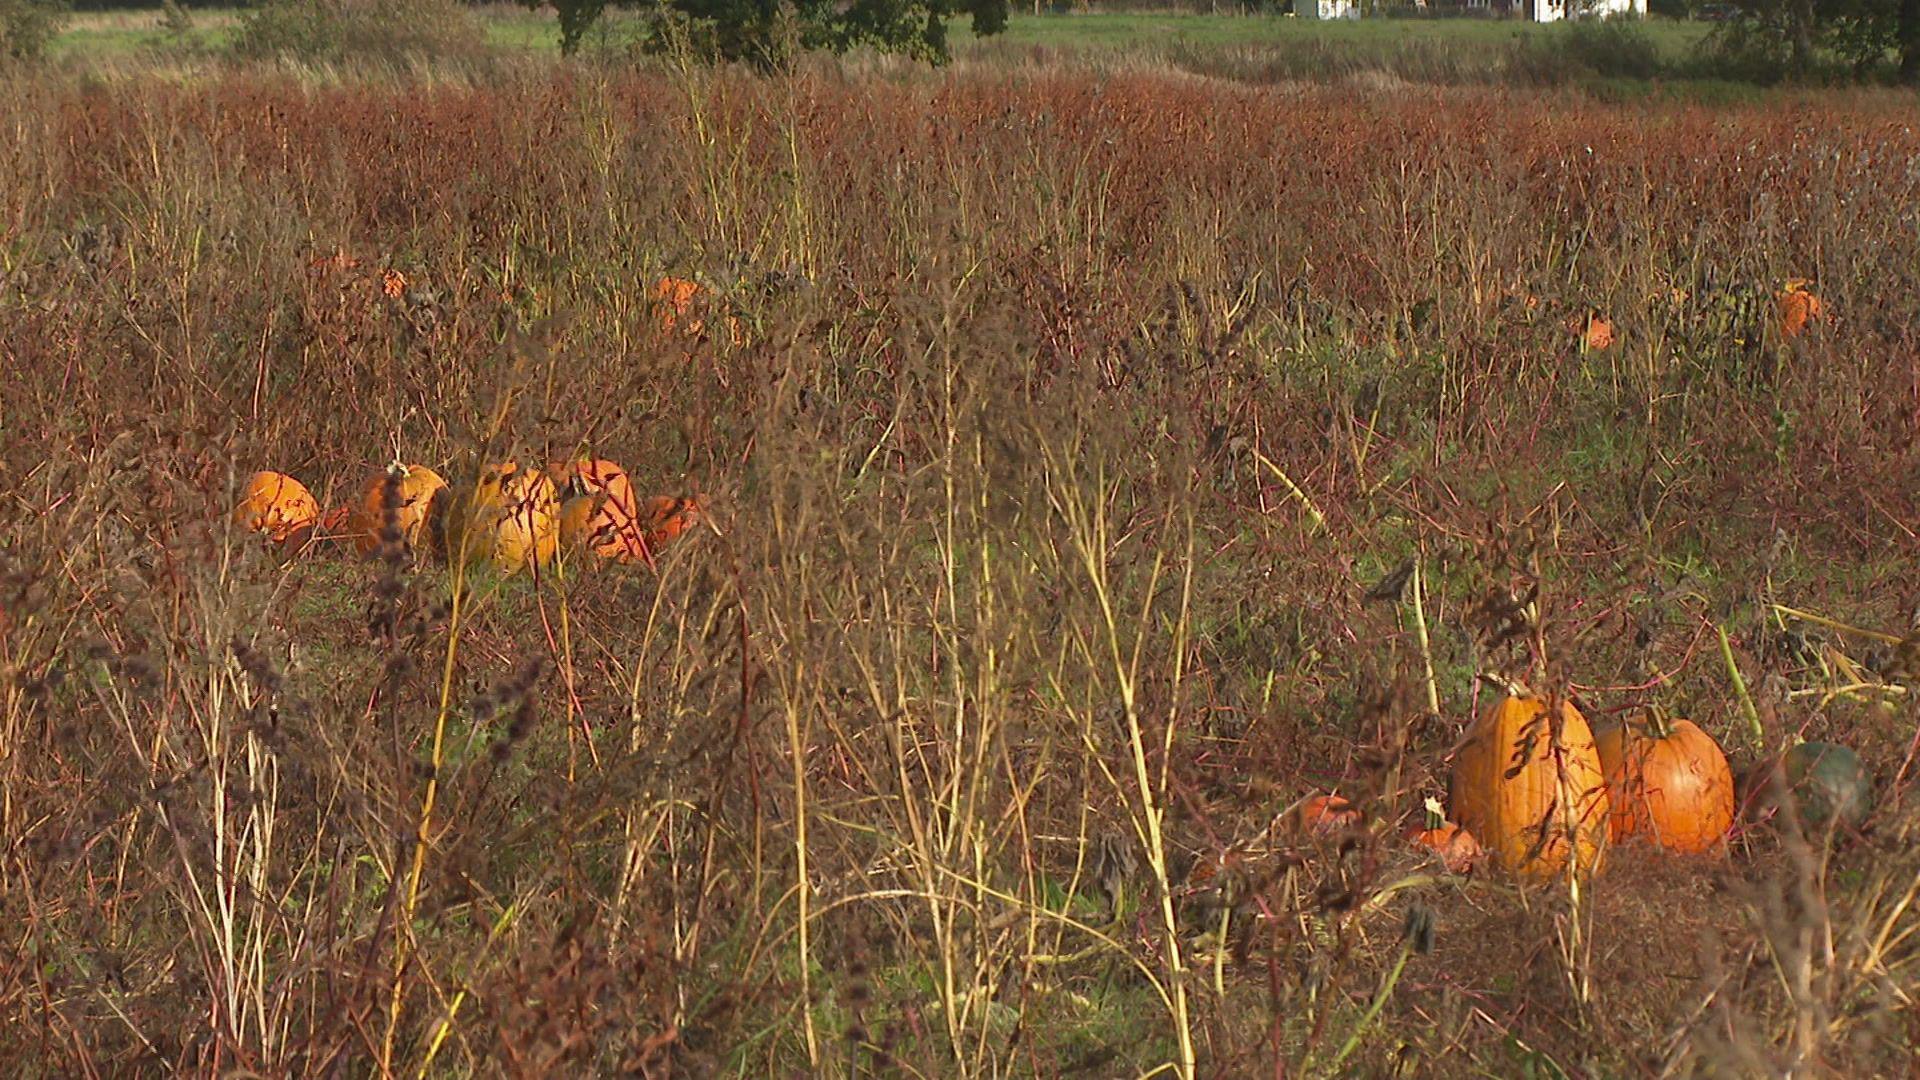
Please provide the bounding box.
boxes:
[70,1,240,8]
[65,1,517,8]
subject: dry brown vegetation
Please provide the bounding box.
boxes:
[2,54,1918,1076]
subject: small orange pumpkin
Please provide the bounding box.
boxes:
[1409,796,1482,874]
[1450,690,1609,882]
[637,494,706,552]
[654,276,745,344]
[1775,280,1823,340]
[1296,793,1363,836]
[318,504,352,538]
[233,471,320,544]
[1575,312,1615,351]
[655,276,705,335]
[1595,709,1733,854]
[348,464,448,558]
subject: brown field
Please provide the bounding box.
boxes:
[2,53,1918,1077]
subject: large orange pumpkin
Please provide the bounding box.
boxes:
[549,458,646,562]
[1409,797,1482,875]
[1597,711,1734,854]
[348,464,448,558]
[447,462,559,574]
[1775,280,1823,340]
[1450,693,1608,882]
[233,471,320,544]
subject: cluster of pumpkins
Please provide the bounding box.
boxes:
[1573,279,1823,354]
[230,459,704,573]
[1302,689,1872,882]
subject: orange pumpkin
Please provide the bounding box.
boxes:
[1595,710,1733,854]
[1576,312,1615,351]
[655,276,705,335]
[233,471,320,544]
[1296,793,1363,836]
[637,494,706,552]
[348,464,448,558]
[318,504,351,538]
[1775,280,1823,340]
[447,462,559,574]
[654,276,744,344]
[1450,692,1608,882]
[549,458,644,561]
[1409,796,1482,874]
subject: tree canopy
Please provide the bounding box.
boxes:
[1718,0,1920,80]
[527,0,1008,65]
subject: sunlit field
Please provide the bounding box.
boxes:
[2,9,1917,1076]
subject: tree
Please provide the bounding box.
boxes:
[1900,0,1920,78]
[523,0,1007,65]
[524,0,605,55]
[1718,0,1920,80]
[0,0,69,62]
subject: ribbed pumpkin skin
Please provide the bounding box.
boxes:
[550,458,643,561]
[1450,695,1609,882]
[1596,718,1733,854]
[349,465,447,557]
[233,471,319,543]
[450,463,558,573]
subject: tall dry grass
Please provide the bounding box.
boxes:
[0,54,1917,1075]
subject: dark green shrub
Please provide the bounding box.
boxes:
[526,0,1007,65]
[228,0,485,65]
[1507,18,1664,82]
[1,0,69,63]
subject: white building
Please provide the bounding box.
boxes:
[1524,0,1646,20]
[1293,0,1362,19]
[1300,0,1643,19]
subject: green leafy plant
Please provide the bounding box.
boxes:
[0,0,68,63]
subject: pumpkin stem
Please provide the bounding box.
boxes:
[1645,703,1674,741]
[1476,671,1529,700]
[1422,795,1446,832]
